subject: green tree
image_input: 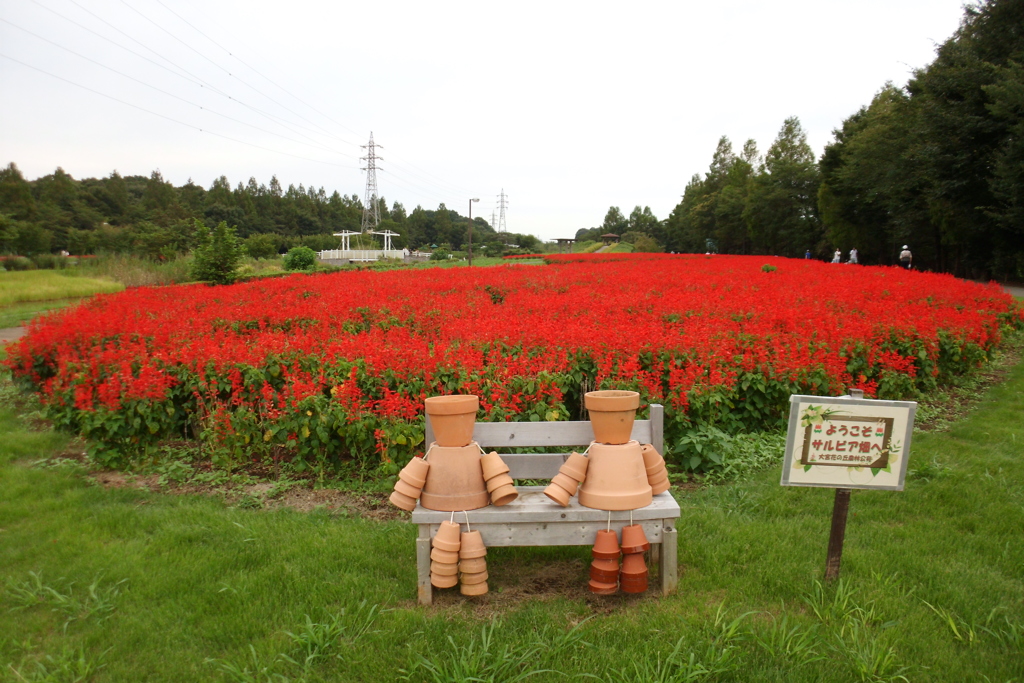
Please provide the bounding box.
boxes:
[190,219,242,285]
[601,206,628,234]
[283,246,317,270]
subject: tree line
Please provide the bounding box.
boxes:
[0,165,540,260]
[580,0,1024,279]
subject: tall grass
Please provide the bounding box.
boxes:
[71,253,194,288]
[0,270,124,306]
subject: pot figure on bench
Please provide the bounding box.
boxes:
[575,390,653,511]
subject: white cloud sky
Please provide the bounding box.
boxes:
[0,0,967,240]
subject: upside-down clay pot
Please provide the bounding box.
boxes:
[560,452,589,482]
[459,557,487,573]
[459,530,487,559]
[619,553,649,593]
[460,580,489,596]
[425,395,479,447]
[543,481,572,507]
[431,520,462,552]
[389,490,417,511]
[641,443,671,494]
[585,390,640,445]
[589,558,620,583]
[431,572,458,589]
[398,456,430,488]
[393,478,422,499]
[418,443,490,512]
[485,472,514,493]
[550,472,580,497]
[577,441,652,511]
[620,524,651,554]
[430,560,458,576]
[460,570,489,585]
[592,529,621,559]
[489,483,519,507]
[430,547,459,563]
[647,473,671,495]
[480,451,510,480]
[588,580,618,595]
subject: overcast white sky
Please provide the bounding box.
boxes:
[1,0,967,241]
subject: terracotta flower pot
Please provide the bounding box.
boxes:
[592,529,621,559]
[459,530,487,559]
[619,575,648,594]
[393,478,422,499]
[431,572,458,589]
[485,472,514,493]
[459,570,489,585]
[389,490,417,512]
[480,451,510,480]
[398,456,430,488]
[578,441,652,511]
[459,557,487,573]
[431,547,459,563]
[418,443,490,512]
[585,390,640,445]
[425,395,479,447]
[620,524,651,554]
[460,580,489,596]
[641,444,670,494]
[640,443,665,470]
[550,472,580,497]
[431,520,462,552]
[560,452,589,482]
[620,552,648,575]
[588,579,617,595]
[543,482,572,507]
[489,483,518,507]
[648,473,671,495]
[430,560,458,576]
[589,558,620,583]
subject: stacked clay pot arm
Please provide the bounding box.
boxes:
[640,443,671,495]
[543,451,589,507]
[389,455,430,511]
[481,451,519,507]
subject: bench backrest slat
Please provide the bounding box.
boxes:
[424,404,664,480]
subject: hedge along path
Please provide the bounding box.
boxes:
[5,254,1021,471]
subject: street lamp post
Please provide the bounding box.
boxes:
[468,198,479,266]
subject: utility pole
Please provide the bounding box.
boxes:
[360,132,383,233]
[497,189,509,235]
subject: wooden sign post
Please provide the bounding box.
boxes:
[781,390,916,581]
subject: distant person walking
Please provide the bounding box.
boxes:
[848,247,858,264]
[805,249,812,259]
[899,245,912,269]
[832,249,842,263]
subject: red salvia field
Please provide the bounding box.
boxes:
[6,253,1021,471]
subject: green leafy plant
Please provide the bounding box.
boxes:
[400,620,551,683]
[191,219,243,285]
[282,246,317,271]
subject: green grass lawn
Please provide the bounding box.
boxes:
[1,348,1023,681]
[0,270,124,307]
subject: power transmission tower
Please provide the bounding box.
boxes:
[360,132,383,232]
[497,189,509,235]
[491,209,497,232]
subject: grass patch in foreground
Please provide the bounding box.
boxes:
[1,359,1023,681]
[0,270,123,306]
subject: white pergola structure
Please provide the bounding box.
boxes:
[371,229,400,252]
[333,231,362,250]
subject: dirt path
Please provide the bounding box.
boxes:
[0,327,25,345]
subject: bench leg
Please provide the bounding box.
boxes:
[660,525,678,596]
[416,535,433,605]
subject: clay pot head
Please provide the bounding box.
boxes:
[585,390,640,445]
[489,483,519,507]
[399,456,430,488]
[432,520,462,552]
[389,490,417,512]
[560,452,589,482]
[425,395,479,447]
[592,529,621,560]
[543,482,572,507]
[620,524,651,554]
[459,530,487,559]
[481,451,510,480]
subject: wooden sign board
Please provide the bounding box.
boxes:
[781,395,917,491]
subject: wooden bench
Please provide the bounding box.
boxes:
[411,404,680,605]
